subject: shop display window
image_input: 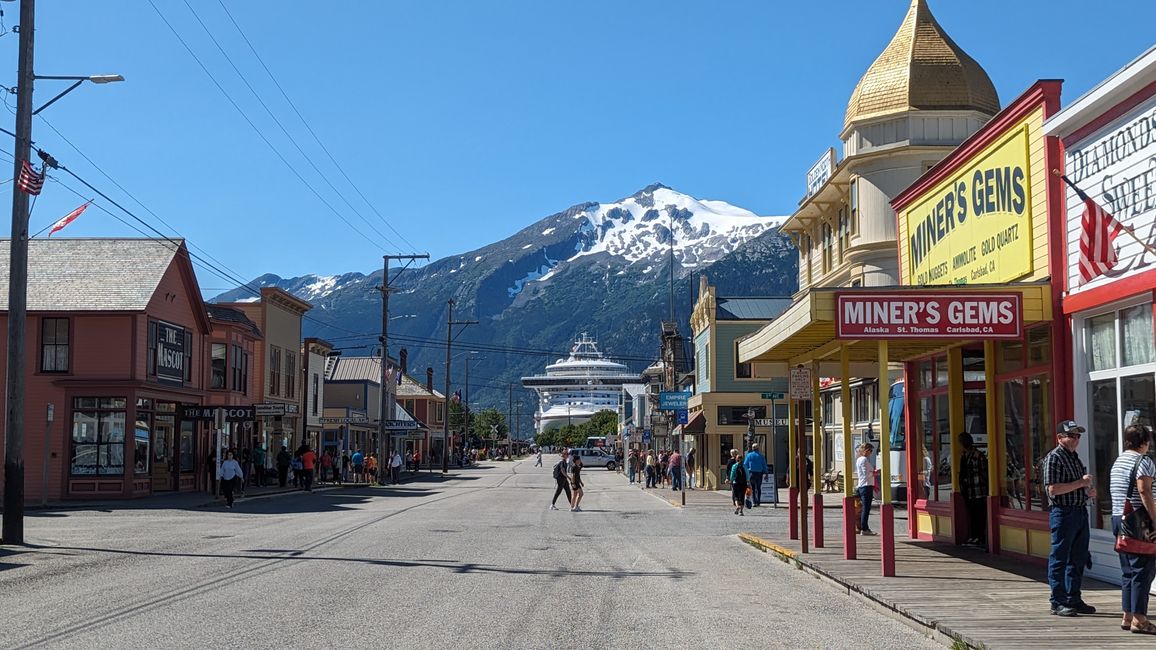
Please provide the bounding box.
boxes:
[1002,379,1027,509]
[1080,301,1156,531]
[70,397,127,476]
[997,325,1054,512]
[913,355,953,503]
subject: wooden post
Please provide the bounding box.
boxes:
[948,347,965,544]
[812,362,824,548]
[878,340,895,577]
[984,340,1000,553]
[788,396,798,540]
[841,345,856,560]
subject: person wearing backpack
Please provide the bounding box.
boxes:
[549,455,572,511]
[729,449,748,516]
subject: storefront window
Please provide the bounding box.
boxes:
[935,355,949,387]
[999,339,1024,374]
[963,350,985,383]
[918,360,932,391]
[1028,374,1053,511]
[211,343,227,389]
[1027,327,1051,366]
[1003,379,1027,510]
[1087,313,1116,371]
[1122,304,1154,367]
[1089,378,1118,530]
[134,416,150,475]
[71,397,127,476]
[180,420,196,472]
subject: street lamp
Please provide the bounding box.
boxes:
[3,12,124,544]
[33,74,125,115]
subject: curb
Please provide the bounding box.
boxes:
[738,532,981,649]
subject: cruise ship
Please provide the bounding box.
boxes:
[522,334,642,434]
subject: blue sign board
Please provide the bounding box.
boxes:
[642,429,652,443]
[659,391,692,410]
[677,409,688,425]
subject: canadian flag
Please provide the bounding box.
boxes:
[48,201,91,236]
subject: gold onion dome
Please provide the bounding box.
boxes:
[844,0,999,130]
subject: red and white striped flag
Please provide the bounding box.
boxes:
[1077,194,1124,284]
[17,160,44,195]
[48,201,91,236]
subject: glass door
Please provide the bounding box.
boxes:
[152,409,177,491]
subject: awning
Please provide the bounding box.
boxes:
[738,282,1053,375]
[675,411,705,436]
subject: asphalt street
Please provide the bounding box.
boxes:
[0,459,940,649]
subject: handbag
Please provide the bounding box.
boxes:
[1115,455,1156,555]
[744,487,753,510]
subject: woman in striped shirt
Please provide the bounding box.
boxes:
[1109,424,1156,635]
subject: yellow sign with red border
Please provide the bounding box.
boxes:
[904,123,1033,285]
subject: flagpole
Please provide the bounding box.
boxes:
[1056,170,1156,258]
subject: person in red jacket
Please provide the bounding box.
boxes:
[300,443,317,492]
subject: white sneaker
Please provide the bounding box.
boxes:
[549,504,558,510]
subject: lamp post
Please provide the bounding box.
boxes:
[4,0,124,544]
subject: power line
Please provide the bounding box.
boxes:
[179,0,407,253]
[212,0,421,255]
[145,0,385,252]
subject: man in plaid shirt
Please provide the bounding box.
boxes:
[958,433,988,547]
[1043,420,1095,617]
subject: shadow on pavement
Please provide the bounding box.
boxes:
[19,543,693,579]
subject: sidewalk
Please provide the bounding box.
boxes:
[736,509,1139,648]
[632,476,1139,648]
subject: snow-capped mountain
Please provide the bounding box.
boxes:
[212,184,798,428]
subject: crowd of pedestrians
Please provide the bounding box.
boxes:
[625,448,695,491]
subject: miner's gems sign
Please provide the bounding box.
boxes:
[904,123,1034,286]
[836,292,1022,339]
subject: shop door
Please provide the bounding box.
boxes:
[152,414,177,491]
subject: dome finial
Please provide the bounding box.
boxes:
[844,0,999,131]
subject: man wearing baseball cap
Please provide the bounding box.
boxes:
[1043,419,1095,617]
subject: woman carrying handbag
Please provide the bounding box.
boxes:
[1109,424,1156,635]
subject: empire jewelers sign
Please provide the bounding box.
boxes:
[904,123,1034,285]
[836,292,1022,339]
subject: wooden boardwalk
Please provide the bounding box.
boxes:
[741,518,1147,648]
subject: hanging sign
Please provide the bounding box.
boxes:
[836,292,1022,339]
[789,367,812,400]
[155,322,186,386]
[658,391,691,410]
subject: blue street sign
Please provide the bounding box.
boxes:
[659,391,691,410]
[762,392,785,400]
[677,409,688,425]
[642,429,652,443]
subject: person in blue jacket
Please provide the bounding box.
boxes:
[743,443,770,507]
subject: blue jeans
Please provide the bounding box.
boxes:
[1113,515,1156,615]
[671,467,682,490]
[1049,506,1090,608]
[748,472,763,504]
[857,485,873,532]
[628,467,637,483]
[645,466,655,487]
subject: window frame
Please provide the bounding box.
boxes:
[269,345,282,396]
[210,342,228,390]
[39,316,70,373]
[70,397,128,477]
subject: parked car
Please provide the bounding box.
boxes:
[571,447,617,471]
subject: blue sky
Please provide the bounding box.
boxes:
[15,1,1155,288]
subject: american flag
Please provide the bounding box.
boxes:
[17,160,44,195]
[48,201,91,236]
[1074,186,1124,285]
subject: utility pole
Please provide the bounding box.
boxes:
[507,384,512,457]
[3,0,36,545]
[377,253,428,482]
[441,299,476,474]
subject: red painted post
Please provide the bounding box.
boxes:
[881,503,896,577]
[789,486,799,539]
[843,494,857,559]
[813,493,824,548]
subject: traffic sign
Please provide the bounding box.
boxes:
[676,409,688,425]
[761,392,785,400]
[642,429,652,443]
[789,367,813,400]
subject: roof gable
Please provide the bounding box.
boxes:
[1,238,185,312]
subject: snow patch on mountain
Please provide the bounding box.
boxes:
[563,185,786,269]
